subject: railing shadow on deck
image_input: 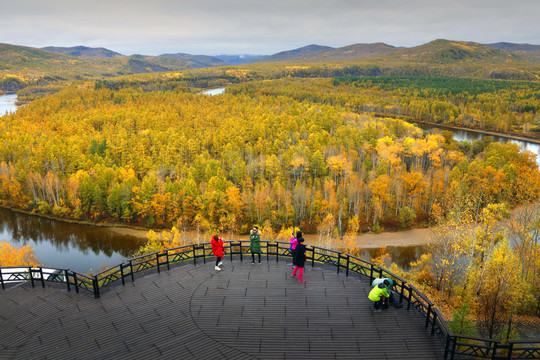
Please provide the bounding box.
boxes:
[1,240,538,360]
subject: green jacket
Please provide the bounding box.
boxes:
[371,277,396,289]
[249,229,261,253]
[368,284,390,302]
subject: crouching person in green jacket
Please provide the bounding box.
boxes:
[369,283,390,312]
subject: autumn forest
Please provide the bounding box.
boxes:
[1,40,540,341]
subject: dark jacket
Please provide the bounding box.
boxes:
[249,229,261,253]
[294,242,307,268]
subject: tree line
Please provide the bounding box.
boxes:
[0,84,537,237]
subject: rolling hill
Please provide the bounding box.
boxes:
[158,53,225,68]
[42,46,122,58]
[291,42,399,62]
[386,39,518,64]
[260,44,333,62]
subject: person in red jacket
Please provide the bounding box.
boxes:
[211,234,225,271]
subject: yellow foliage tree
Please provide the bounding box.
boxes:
[0,241,40,267]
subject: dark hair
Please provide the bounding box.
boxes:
[296,231,302,238]
[383,279,390,286]
[298,237,304,243]
[212,234,219,241]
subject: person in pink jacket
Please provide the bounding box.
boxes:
[211,234,224,271]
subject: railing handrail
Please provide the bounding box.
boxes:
[1,241,538,360]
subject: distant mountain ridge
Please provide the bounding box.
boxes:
[261,44,333,62]
[288,43,399,62]
[42,46,121,58]
[215,54,268,65]
[158,53,225,68]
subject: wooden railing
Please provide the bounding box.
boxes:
[1,240,538,359]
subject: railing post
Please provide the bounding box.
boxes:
[505,342,513,360]
[203,244,206,264]
[29,267,35,288]
[450,335,457,360]
[120,264,125,285]
[346,255,350,277]
[425,303,432,328]
[431,311,437,335]
[337,253,341,274]
[0,268,4,290]
[311,247,315,267]
[156,252,160,274]
[166,251,170,271]
[407,285,412,310]
[369,265,374,284]
[64,270,71,292]
[400,281,406,303]
[444,334,451,360]
[93,275,100,298]
[73,272,79,293]
[39,268,45,288]
[194,245,198,265]
[129,260,134,282]
[240,243,243,262]
[276,243,279,262]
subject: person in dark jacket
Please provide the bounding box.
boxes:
[249,225,261,264]
[291,236,307,282]
[290,231,301,267]
[211,234,224,271]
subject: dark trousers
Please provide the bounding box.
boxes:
[291,249,296,265]
[374,296,388,310]
[252,253,261,263]
[215,257,222,266]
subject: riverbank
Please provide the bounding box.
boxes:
[412,119,540,144]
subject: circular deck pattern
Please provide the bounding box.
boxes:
[0,260,444,359]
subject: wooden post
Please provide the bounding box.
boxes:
[425,304,432,328]
[346,255,350,277]
[39,268,45,288]
[64,270,70,292]
[156,252,160,274]
[29,267,34,288]
[337,253,341,274]
[120,265,125,285]
[444,334,451,360]
[73,272,79,293]
[0,268,4,290]
[93,276,100,298]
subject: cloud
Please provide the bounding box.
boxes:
[1,0,539,55]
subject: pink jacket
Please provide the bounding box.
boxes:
[290,237,298,250]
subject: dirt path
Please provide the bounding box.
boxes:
[109,226,433,249]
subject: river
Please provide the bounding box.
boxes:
[0,93,536,272]
[418,123,540,167]
[0,94,18,116]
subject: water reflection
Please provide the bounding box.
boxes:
[0,208,145,273]
[362,245,426,270]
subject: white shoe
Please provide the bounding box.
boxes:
[218,261,223,266]
[215,266,221,271]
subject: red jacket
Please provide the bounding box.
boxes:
[211,237,224,257]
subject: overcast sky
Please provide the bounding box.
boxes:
[2,0,539,56]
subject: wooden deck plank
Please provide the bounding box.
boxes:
[0,261,446,359]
